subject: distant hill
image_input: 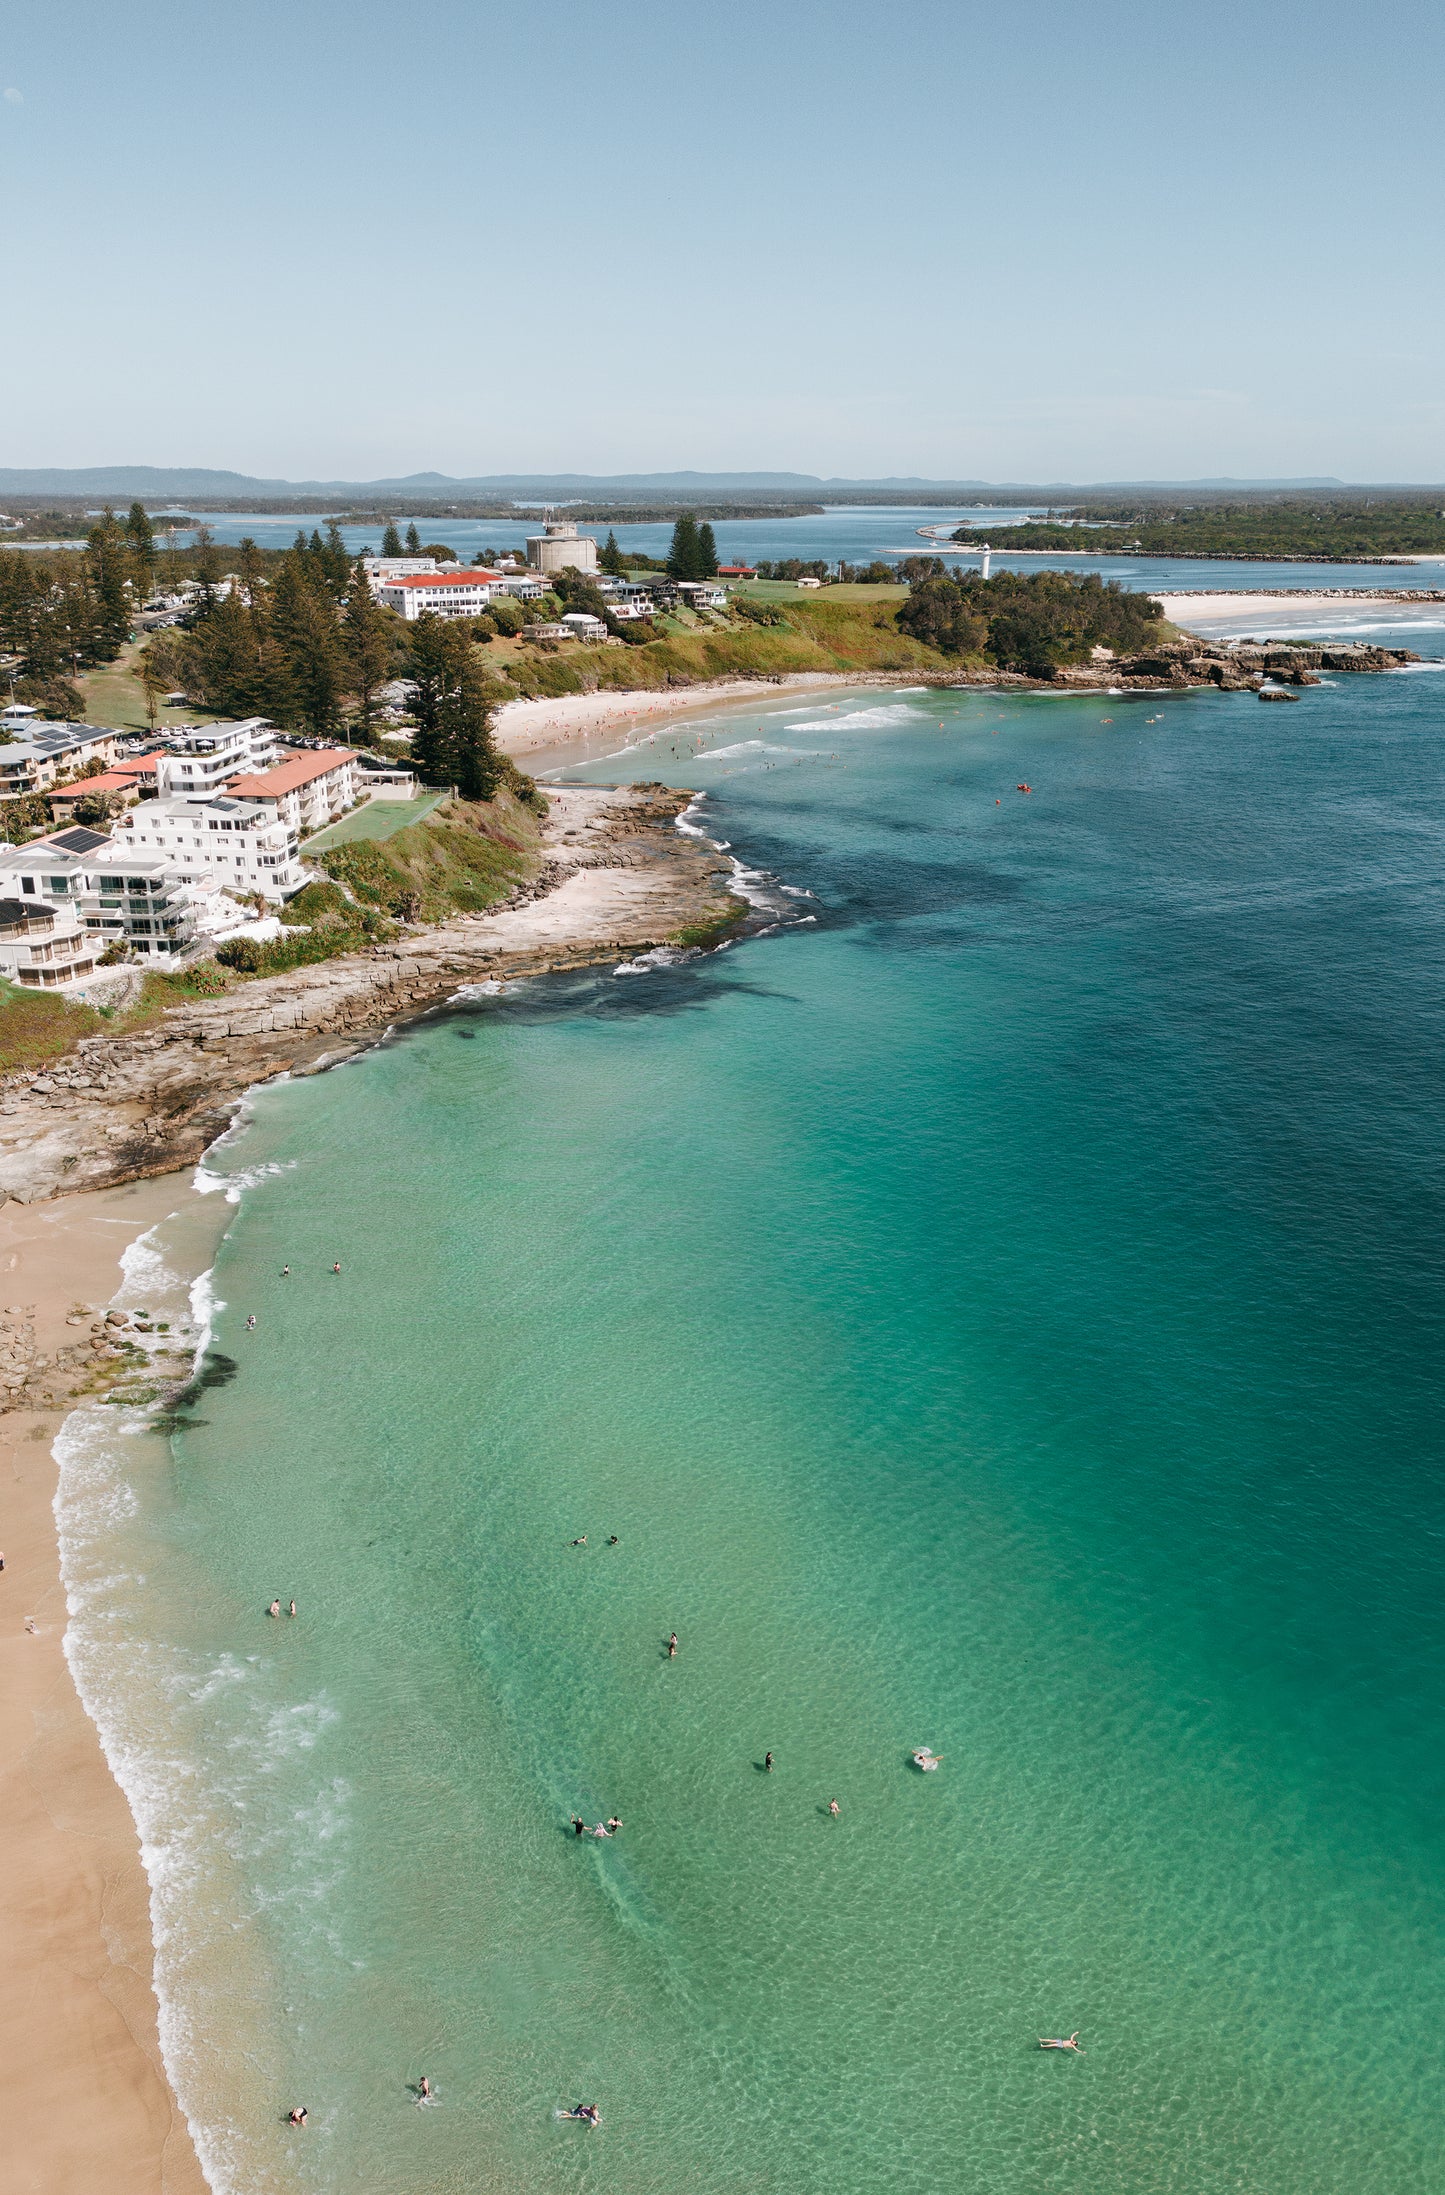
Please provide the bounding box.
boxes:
[0,465,1365,503]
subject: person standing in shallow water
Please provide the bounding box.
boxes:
[668,1632,678,1659]
[765,1752,773,1772]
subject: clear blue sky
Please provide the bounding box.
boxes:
[3,0,1442,483]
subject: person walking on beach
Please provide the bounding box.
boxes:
[668,1632,678,1658]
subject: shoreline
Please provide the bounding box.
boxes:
[0,1175,223,2195]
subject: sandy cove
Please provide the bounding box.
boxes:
[490,672,857,755]
[1151,588,1445,625]
[0,1177,219,2195]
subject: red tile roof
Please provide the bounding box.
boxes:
[379,569,503,589]
[110,749,166,778]
[227,750,356,798]
[50,772,137,801]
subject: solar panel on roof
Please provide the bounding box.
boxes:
[49,826,112,852]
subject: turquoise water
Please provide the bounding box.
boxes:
[61,652,1445,2192]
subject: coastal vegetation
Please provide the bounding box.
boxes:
[898,568,1165,672]
[958,499,1445,560]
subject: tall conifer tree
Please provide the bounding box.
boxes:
[408,616,501,798]
[666,513,700,579]
[344,560,394,736]
[405,522,422,554]
[382,521,403,556]
[696,522,719,577]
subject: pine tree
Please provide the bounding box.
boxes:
[599,529,626,577]
[696,522,719,577]
[405,522,422,554]
[407,616,501,798]
[125,502,157,601]
[382,521,403,557]
[344,560,395,736]
[666,513,700,579]
[323,520,352,595]
[269,553,346,737]
[190,526,222,619]
[86,510,132,659]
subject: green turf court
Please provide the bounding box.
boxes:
[304,792,448,852]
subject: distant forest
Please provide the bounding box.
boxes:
[955,500,1445,560]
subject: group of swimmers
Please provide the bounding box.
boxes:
[571,1816,623,1839]
[266,1599,297,1619]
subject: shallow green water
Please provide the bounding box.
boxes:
[61,666,1445,2192]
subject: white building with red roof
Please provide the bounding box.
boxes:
[376,569,504,621]
[225,748,361,836]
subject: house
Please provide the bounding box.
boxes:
[109,748,168,795]
[224,748,361,837]
[525,623,571,643]
[559,612,608,643]
[795,575,823,589]
[0,702,39,724]
[717,564,757,579]
[110,796,305,901]
[677,581,727,610]
[0,722,120,798]
[495,574,546,601]
[47,771,144,821]
[376,570,504,621]
[0,892,97,990]
[525,519,599,576]
[156,719,279,801]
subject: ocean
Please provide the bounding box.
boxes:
[57,629,1445,2192]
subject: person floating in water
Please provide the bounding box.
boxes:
[1038,2033,1083,2052]
[571,1535,587,1547]
[287,2106,308,2126]
[668,1632,678,1658]
[267,1599,281,1618]
[563,2103,600,2126]
[765,1752,773,1772]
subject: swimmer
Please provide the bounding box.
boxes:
[571,1534,587,1547]
[267,1599,281,1618]
[607,1535,619,1545]
[246,1315,257,1330]
[332,1262,342,1275]
[287,2106,308,2126]
[418,2076,432,2100]
[281,1265,290,1277]
[592,1822,611,1838]
[605,1816,622,1834]
[571,1815,586,1836]
[765,1752,773,1772]
[1039,2033,1083,2052]
[828,1799,840,1818]
[668,1632,678,1658]
[288,1600,296,1618]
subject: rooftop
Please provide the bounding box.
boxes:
[379,569,504,590]
[227,749,358,798]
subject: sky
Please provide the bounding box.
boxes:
[3,0,1444,484]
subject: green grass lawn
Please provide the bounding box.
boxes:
[78,641,218,733]
[305,793,449,852]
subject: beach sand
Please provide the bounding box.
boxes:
[1153,589,1445,627]
[0,1176,217,2195]
[492,673,851,756]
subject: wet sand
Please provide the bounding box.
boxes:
[0,1177,218,2195]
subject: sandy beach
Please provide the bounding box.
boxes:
[1153,588,1445,627]
[492,673,855,756]
[0,1176,220,2195]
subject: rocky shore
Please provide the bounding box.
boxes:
[0,783,738,1207]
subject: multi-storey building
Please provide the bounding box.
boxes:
[156,718,279,800]
[375,570,505,621]
[110,793,304,899]
[0,722,120,798]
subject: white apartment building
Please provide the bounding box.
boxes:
[156,718,279,800]
[677,581,728,610]
[560,611,608,642]
[376,570,504,620]
[0,890,97,989]
[0,722,120,798]
[111,794,305,900]
[226,749,360,836]
[362,556,439,592]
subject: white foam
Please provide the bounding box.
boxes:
[613,945,696,976]
[784,703,916,731]
[193,1157,296,1204]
